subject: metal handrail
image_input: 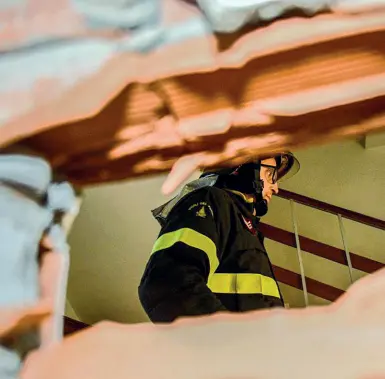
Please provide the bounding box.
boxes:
[264,189,385,304]
[277,189,385,231]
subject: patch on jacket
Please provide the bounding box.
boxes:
[241,214,257,235]
[188,202,214,218]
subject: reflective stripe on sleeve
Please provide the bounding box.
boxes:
[151,228,219,277]
[208,273,280,298]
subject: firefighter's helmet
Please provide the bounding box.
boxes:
[200,152,300,183]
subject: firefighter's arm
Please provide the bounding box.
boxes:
[139,188,227,323]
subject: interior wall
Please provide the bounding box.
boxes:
[65,299,80,320]
[281,140,385,220]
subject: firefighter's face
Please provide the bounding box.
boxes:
[260,158,279,203]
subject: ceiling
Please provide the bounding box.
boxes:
[66,138,385,324]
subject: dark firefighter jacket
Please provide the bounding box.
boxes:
[138,186,283,323]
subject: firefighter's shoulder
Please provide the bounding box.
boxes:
[174,186,231,217]
[181,186,230,206]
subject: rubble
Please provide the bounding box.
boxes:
[1,10,384,193]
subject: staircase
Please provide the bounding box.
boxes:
[262,189,385,306]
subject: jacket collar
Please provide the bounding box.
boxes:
[227,190,255,204]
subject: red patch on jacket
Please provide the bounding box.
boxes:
[241,214,257,235]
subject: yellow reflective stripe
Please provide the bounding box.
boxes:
[151,228,219,277]
[208,273,280,298]
[228,190,254,203]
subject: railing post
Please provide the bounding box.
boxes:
[290,200,309,306]
[337,214,354,284]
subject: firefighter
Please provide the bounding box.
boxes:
[139,153,300,323]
